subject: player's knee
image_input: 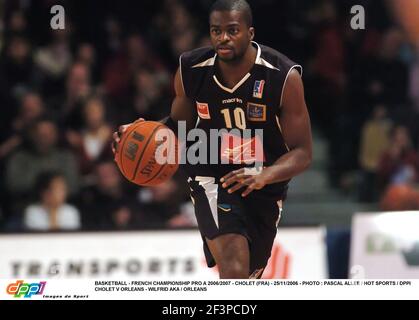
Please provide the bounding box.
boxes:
[218,259,248,279]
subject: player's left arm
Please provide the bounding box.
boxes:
[263,68,313,182]
[221,69,312,196]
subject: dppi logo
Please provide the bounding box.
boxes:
[6,280,46,298]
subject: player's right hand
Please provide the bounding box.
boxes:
[111,118,145,154]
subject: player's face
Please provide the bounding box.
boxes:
[209,10,254,62]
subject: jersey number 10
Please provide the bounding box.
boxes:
[220,108,246,130]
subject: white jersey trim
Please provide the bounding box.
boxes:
[213,73,251,93]
[253,41,280,71]
[178,54,186,95]
[191,56,216,68]
[279,65,303,107]
[195,176,219,228]
[256,57,280,71]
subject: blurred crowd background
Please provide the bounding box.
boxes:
[0,0,418,233]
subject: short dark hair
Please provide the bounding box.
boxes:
[210,0,253,27]
[35,171,64,198]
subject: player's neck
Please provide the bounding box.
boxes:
[217,44,257,86]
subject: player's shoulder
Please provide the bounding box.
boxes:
[180,46,215,68]
[257,43,302,75]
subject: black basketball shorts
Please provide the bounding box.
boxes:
[188,175,284,277]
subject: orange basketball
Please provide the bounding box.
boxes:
[114,120,179,186]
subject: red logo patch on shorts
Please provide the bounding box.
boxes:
[196,102,211,119]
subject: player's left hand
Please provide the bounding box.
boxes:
[220,168,268,197]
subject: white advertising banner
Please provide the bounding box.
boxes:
[350,211,419,279]
[0,228,327,279]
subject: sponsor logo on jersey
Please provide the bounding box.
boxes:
[220,132,265,164]
[253,80,265,98]
[196,102,211,119]
[222,98,243,104]
[247,103,266,121]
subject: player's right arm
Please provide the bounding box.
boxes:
[112,67,196,153]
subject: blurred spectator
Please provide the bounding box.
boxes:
[53,62,92,129]
[79,160,144,230]
[310,0,345,94]
[23,172,80,231]
[358,105,392,201]
[0,36,38,122]
[102,17,123,58]
[171,29,197,57]
[103,34,146,98]
[148,0,199,64]
[0,92,45,159]
[409,44,419,114]
[5,118,79,197]
[305,1,346,177]
[126,68,171,121]
[390,0,419,45]
[76,43,94,68]
[66,96,113,177]
[138,177,192,228]
[169,3,197,56]
[377,125,419,190]
[4,11,28,39]
[407,44,419,148]
[103,34,168,100]
[167,202,197,228]
[360,28,408,110]
[34,29,72,98]
[380,184,419,211]
[76,43,98,82]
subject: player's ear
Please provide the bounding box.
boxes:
[249,27,255,41]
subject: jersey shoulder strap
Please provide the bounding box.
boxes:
[180,46,215,98]
[258,44,303,107]
[258,44,303,76]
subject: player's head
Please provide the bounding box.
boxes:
[209,0,254,62]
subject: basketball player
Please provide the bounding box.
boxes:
[112,0,312,279]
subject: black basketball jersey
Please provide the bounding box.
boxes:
[180,42,302,199]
